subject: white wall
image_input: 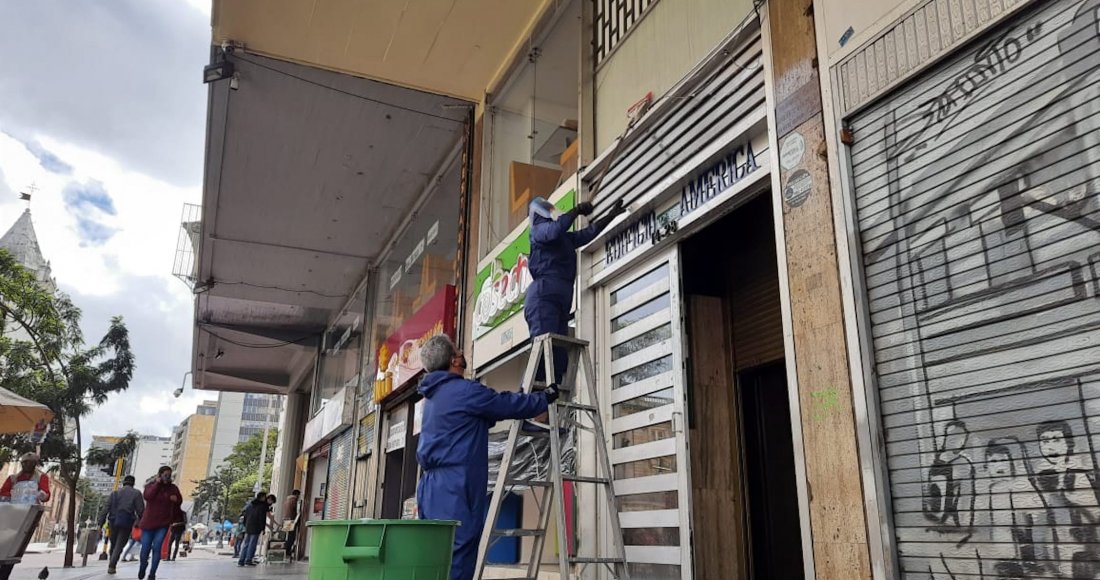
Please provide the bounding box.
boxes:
[130,437,172,483]
[594,0,753,152]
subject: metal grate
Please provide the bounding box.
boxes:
[594,0,660,66]
[172,203,202,288]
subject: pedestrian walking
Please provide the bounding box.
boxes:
[137,467,182,580]
[167,508,186,561]
[282,490,301,560]
[97,475,144,574]
[415,335,554,580]
[122,528,141,562]
[237,492,269,567]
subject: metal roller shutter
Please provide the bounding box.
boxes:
[325,428,355,520]
[847,1,1100,577]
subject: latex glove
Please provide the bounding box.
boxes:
[544,384,561,404]
[575,201,595,216]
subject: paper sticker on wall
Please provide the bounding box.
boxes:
[779,132,806,171]
[783,169,812,208]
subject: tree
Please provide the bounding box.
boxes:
[197,429,278,522]
[0,250,136,567]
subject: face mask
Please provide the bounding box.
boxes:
[455,356,468,370]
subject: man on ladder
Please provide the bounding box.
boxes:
[416,335,560,580]
[525,197,624,385]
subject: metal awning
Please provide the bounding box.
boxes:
[193,52,470,395]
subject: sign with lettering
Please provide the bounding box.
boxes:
[472,187,576,339]
[603,138,759,267]
[372,285,457,403]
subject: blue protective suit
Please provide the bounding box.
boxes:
[524,208,605,382]
[416,370,550,580]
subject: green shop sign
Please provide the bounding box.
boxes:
[472,188,576,339]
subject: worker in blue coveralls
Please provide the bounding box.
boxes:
[525,196,626,384]
[416,334,560,580]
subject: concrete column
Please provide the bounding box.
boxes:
[273,391,309,518]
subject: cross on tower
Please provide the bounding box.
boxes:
[20,182,38,208]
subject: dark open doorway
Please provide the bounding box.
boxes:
[680,192,804,579]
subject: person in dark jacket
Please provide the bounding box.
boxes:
[97,475,144,574]
[238,492,269,567]
[139,466,182,580]
[415,334,556,580]
[167,508,186,561]
[524,197,624,384]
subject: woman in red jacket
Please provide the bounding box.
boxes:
[138,466,182,580]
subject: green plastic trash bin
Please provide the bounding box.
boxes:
[307,519,458,580]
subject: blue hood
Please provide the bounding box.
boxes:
[418,370,459,399]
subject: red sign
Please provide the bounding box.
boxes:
[374,285,457,402]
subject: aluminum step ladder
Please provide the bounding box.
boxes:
[475,333,629,580]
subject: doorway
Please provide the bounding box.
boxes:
[680,192,804,579]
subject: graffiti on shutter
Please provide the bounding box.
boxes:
[849,1,1100,577]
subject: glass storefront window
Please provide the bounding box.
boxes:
[627,563,681,580]
[314,283,367,416]
[610,264,668,305]
[367,153,463,394]
[611,324,672,360]
[481,0,580,256]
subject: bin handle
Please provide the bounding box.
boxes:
[340,526,385,564]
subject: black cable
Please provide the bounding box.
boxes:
[233,54,466,125]
[201,326,316,349]
[213,279,348,299]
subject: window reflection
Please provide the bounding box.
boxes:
[611,294,671,332]
[618,491,678,512]
[613,356,672,389]
[610,264,669,306]
[613,387,674,418]
[614,455,676,479]
[611,324,672,360]
[613,421,673,449]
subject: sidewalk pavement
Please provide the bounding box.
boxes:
[9,546,306,580]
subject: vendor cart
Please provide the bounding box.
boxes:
[0,503,45,580]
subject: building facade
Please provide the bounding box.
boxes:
[205,392,281,477]
[189,0,1100,577]
[128,435,173,483]
[85,435,123,497]
[170,400,217,500]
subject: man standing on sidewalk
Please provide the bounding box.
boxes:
[98,475,144,574]
[282,490,301,561]
[237,492,269,567]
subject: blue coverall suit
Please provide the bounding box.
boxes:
[524,204,616,383]
[416,370,550,580]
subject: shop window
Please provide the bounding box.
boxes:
[611,324,672,360]
[610,264,668,305]
[368,153,463,397]
[481,0,581,256]
[314,283,367,416]
[613,421,672,448]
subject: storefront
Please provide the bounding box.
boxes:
[576,21,811,580]
[834,0,1100,576]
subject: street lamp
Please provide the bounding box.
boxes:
[174,371,192,398]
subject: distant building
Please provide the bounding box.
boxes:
[85,435,122,496]
[206,392,282,477]
[127,434,173,483]
[171,400,217,500]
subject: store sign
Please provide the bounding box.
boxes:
[603,138,759,267]
[679,140,759,217]
[303,386,354,450]
[373,285,457,403]
[471,187,576,339]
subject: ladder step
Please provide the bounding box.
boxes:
[505,479,551,487]
[556,401,597,412]
[570,557,627,564]
[563,474,612,485]
[491,529,545,537]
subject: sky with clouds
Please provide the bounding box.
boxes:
[0,0,215,443]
